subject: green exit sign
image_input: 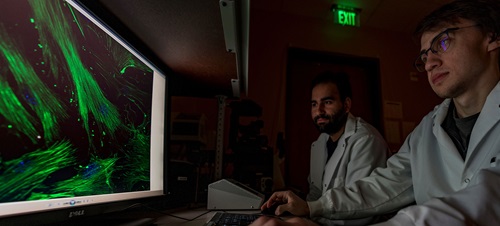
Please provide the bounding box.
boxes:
[332,5,360,27]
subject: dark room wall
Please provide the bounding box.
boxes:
[171,3,443,193]
[246,5,442,192]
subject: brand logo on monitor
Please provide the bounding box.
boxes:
[68,210,85,218]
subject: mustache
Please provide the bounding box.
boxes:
[314,115,331,123]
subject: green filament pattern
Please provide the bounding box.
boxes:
[29,155,119,200]
[0,0,154,204]
[0,78,39,143]
[122,121,151,190]
[0,24,67,142]
[29,0,121,144]
[0,141,76,202]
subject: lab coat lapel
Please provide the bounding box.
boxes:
[310,133,328,188]
[322,114,355,193]
[432,99,465,168]
[322,141,343,193]
[466,82,500,164]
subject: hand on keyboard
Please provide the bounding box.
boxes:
[260,202,292,216]
[260,190,309,217]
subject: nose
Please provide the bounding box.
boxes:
[317,102,325,113]
[312,103,325,117]
[424,52,441,72]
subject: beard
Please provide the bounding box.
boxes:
[313,109,348,135]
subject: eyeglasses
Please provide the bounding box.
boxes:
[414,24,480,72]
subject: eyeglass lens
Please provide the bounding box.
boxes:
[423,32,450,63]
[415,31,451,72]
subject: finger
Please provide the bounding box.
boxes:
[261,199,274,210]
[260,203,267,210]
[273,191,289,203]
[265,192,283,207]
[275,203,291,216]
[275,204,283,215]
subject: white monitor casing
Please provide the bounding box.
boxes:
[207,179,264,210]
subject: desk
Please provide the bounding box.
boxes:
[153,208,259,226]
[154,208,214,226]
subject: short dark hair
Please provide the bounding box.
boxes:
[310,71,352,101]
[414,0,500,42]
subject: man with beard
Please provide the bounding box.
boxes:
[306,71,389,225]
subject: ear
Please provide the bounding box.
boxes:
[343,97,352,113]
[487,33,500,52]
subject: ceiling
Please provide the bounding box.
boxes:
[76,0,452,98]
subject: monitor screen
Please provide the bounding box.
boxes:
[0,0,168,224]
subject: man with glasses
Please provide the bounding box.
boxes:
[252,0,500,225]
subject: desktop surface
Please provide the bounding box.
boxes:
[103,207,260,226]
[153,208,299,226]
[52,205,297,226]
[156,208,218,226]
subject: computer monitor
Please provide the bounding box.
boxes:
[0,0,169,224]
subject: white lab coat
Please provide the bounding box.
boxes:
[308,113,388,225]
[308,82,500,225]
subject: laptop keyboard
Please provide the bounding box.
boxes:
[206,212,260,226]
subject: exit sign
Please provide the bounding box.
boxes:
[331,5,360,27]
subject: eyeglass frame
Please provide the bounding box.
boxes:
[414,24,480,72]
